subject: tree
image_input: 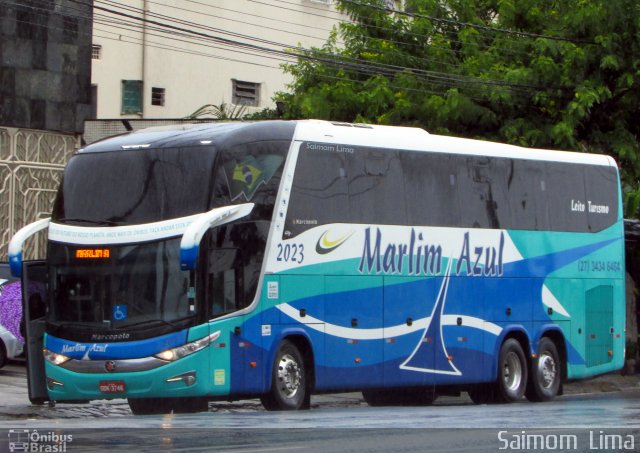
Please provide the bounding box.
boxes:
[275,0,640,218]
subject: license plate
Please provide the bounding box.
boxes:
[99,380,126,393]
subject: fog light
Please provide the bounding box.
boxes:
[166,371,196,386]
[47,377,64,390]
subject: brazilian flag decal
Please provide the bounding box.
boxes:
[225,154,284,201]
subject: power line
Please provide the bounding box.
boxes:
[341,0,595,44]
[4,0,561,100]
[249,0,547,61]
[94,0,551,87]
[86,0,546,93]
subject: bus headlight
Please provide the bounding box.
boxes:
[154,331,220,362]
[43,349,71,366]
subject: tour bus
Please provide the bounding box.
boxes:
[10,120,625,414]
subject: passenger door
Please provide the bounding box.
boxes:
[21,261,48,404]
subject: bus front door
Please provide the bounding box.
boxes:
[21,260,48,405]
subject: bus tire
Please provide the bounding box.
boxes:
[495,338,528,403]
[128,398,172,415]
[362,388,436,406]
[0,340,7,369]
[172,397,209,413]
[525,337,561,402]
[261,340,307,411]
[468,384,496,405]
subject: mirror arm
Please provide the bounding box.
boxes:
[9,218,51,277]
[179,203,254,270]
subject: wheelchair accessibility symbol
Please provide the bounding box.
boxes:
[113,305,127,321]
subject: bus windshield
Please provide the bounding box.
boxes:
[52,146,217,225]
[47,238,192,331]
[45,139,288,339]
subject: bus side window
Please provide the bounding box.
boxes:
[348,149,407,226]
[208,248,242,316]
[401,152,460,228]
[457,156,511,229]
[506,159,548,231]
[584,165,619,232]
[286,149,349,237]
[210,269,240,316]
[546,162,588,232]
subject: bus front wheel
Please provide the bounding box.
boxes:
[128,397,208,415]
[525,337,562,402]
[128,398,173,415]
[261,340,308,411]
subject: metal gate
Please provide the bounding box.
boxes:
[0,127,79,262]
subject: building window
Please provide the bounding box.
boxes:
[232,79,260,106]
[121,80,142,115]
[92,45,102,60]
[63,16,79,43]
[91,84,98,119]
[151,87,165,106]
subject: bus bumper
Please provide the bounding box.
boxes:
[43,349,226,401]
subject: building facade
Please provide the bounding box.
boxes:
[91,0,343,119]
[0,0,93,261]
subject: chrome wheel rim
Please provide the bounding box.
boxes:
[503,351,523,392]
[539,353,557,389]
[277,354,301,399]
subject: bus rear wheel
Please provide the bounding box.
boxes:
[469,338,528,404]
[496,338,528,402]
[261,340,308,411]
[526,337,562,402]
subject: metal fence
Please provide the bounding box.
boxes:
[0,127,79,262]
[83,118,219,145]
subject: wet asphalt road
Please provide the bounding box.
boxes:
[1,362,640,452]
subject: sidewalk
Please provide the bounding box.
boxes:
[563,371,640,395]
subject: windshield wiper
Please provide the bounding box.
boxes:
[123,318,184,329]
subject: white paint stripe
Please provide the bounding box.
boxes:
[441,315,503,336]
[541,285,571,318]
[276,304,502,339]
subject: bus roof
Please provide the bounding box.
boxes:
[79,121,296,154]
[80,119,616,168]
[293,120,617,167]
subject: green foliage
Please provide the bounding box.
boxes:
[243,107,281,120]
[186,102,247,120]
[274,0,640,218]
